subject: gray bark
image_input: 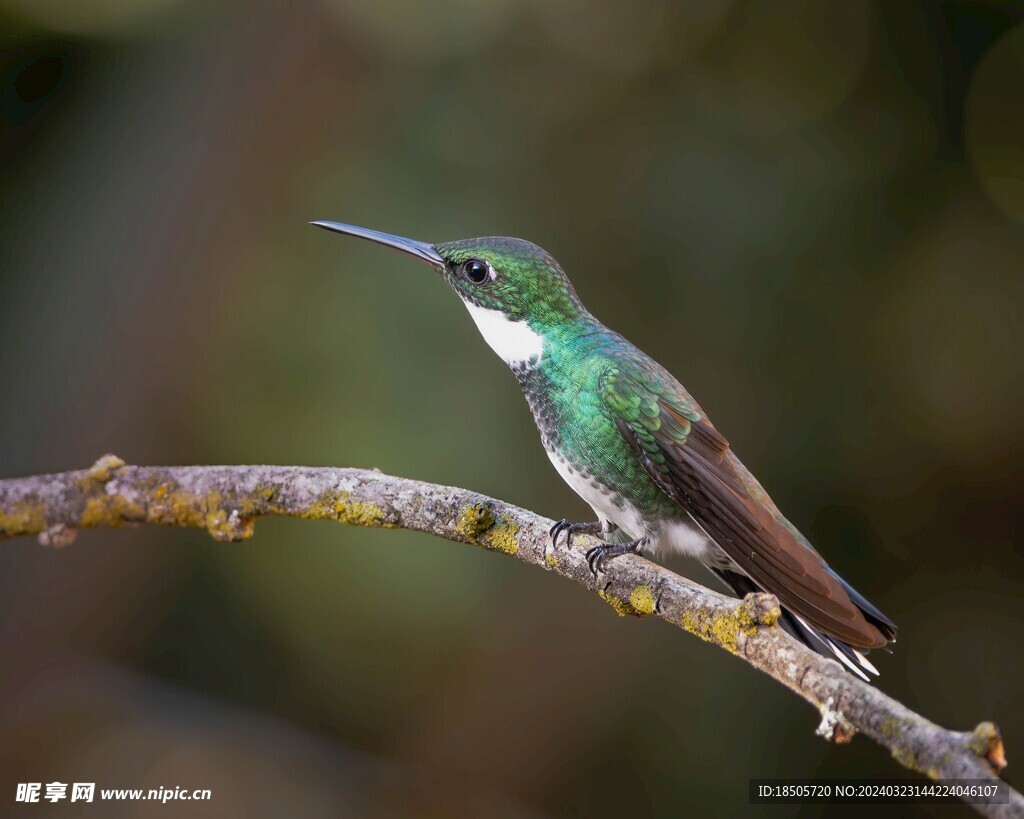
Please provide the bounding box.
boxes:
[1,455,1018,817]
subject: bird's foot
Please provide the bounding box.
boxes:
[586,536,649,576]
[549,519,617,550]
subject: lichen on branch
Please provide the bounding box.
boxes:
[0,455,1018,818]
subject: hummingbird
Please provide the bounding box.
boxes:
[312,221,897,679]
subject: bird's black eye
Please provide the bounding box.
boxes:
[463,259,489,284]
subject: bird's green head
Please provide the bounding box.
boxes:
[312,221,588,367]
[434,236,583,325]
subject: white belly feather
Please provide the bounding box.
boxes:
[543,446,709,560]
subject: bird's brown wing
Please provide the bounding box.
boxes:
[601,365,887,649]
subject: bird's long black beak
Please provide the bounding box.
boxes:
[310,221,445,270]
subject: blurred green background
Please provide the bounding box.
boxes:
[2,1,1022,816]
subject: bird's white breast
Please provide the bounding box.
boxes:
[462,301,544,367]
[543,446,709,560]
[543,447,624,530]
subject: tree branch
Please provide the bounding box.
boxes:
[1,455,1017,816]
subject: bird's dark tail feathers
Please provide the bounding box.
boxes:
[708,567,896,682]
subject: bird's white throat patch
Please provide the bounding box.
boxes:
[462,300,544,367]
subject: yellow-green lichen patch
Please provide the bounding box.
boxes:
[599,589,643,617]
[334,493,391,527]
[79,493,146,529]
[87,454,125,482]
[879,716,910,740]
[204,507,254,542]
[75,454,126,491]
[545,553,559,569]
[628,585,656,615]
[736,595,781,631]
[451,504,517,555]
[455,504,496,542]
[890,745,921,772]
[146,488,206,529]
[305,490,341,521]
[307,490,392,528]
[144,488,253,541]
[481,518,519,555]
[0,498,47,536]
[238,483,283,518]
[680,607,764,654]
